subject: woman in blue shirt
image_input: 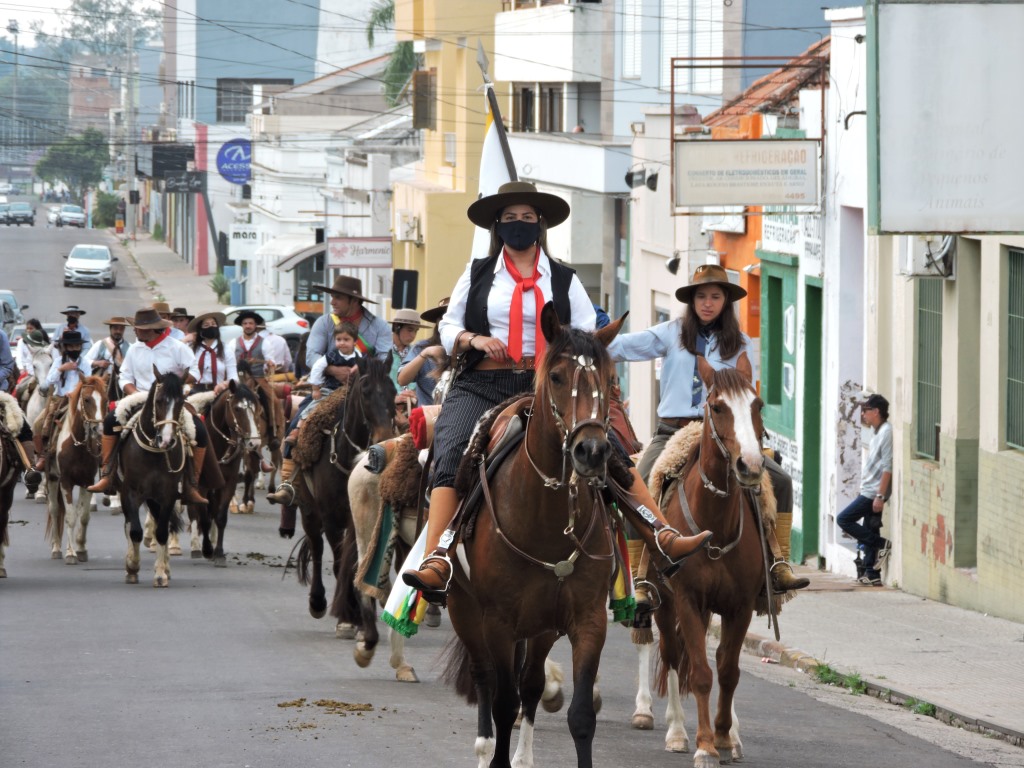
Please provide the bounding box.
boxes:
[609,264,809,592]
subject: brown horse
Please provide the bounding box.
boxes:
[649,362,769,766]
[294,355,396,621]
[0,392,26,577]
[441,305,623,768]
[188,383,264,566]
[235,362,279,510]
[44,376,107,564]
[117,371,190,587]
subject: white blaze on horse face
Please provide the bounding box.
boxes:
[241,403,260,451]
[159,396,179,448]
[720,387,763,479]
[88,389,103,437]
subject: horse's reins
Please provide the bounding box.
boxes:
[130,384,188,473]
[489,352,615,582]
[207,393,261,465]
[68,385,104,457]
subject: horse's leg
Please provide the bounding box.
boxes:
[74,487,92,562]
[212,490,229,567]
[188,507,202,558]
[676,604,717,767]
[632,639,655,729]
[122,491,142,584]
[46,477,62,559]
[513,633,558,768]
[0,484,12,577]
[565,605,608,768]
[655,602,690,753]
[143,510,155,551]
[389,629,418,683]
[446,589,495,768]
[714,612,753,762]
[60,480,81,565]
[168,502,182,556]
[150,501,171,588]
[305,507,328,619]
[541,656,565,713]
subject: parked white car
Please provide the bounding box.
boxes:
[64,244,118,288]
[46,206,61,226]
[56,204,86,228]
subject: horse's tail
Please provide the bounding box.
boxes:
[296,537,312,585]
[439,633,478,704]
[654,608,711,698]
[330,532,363,625]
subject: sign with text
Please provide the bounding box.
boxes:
[674,139,819,208]
[216,139,252,185]
[229,224,260,261]
[327,237,393,268]
[164,171,206,193]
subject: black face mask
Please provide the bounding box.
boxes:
[200,327,219,340]
[65,350,81,361]
[496,220,541,252]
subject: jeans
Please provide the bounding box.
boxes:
[837,494,886,576]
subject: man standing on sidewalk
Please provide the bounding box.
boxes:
[838,393,893,586]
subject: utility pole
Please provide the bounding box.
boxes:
[6,20,17,182]
[126,22,137,240]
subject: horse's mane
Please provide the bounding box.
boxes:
[153,371,184,403]
[710,367,755,397]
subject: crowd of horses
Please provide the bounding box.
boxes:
[0,312,781,768]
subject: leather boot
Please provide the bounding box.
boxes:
[277,457,297,537]
[183,447,209,505]
[768,516,809,591]
[267,478,297,506]
[33,433,46,471]
[613,468,712,570]
[21,441,41,492]
[86,435,119,493]
[402,487,458,600]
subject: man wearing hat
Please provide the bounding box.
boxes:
[87,307,209,504]
[837,393,893,586]
[56,305,93,349]
[152,302,185,341]
[226,310,271,379]
[170,307,195,343]
[389,307,430,416]
[85,317,131,376]
[33,331,91,470]
[397,298,449,407]
[0,327,42,493]
[304,276,391,372]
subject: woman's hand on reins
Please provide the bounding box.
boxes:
[470,334,509,361]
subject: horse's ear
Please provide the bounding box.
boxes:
[697,356,716,391]
[228,379,237,393]
[595,311,628,347]
[540,302,563,345]
[152,364,160,380]
[384,349,393,372]
[735,351,753,384]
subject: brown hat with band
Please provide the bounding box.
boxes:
[101,316,130,326]
[187,311,227,334]
[171,307,193,321]
[391,308,430,330]
[313,275,377,303]
[467,180,570,229]
[132,307,172,329]
[152,301,172,316]
[419,297,450,324]
[674,263,747,303]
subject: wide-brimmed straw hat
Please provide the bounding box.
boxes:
[101,316,129,326]
[312,275,376,303]
[132,307,172,330]
[467,181,570,229]
[419,297,450,325]
[59,304,86,316]
[234,310,266,326]
[187,311,227,334]
[56,331,84,346]
[674,264,747,303]
[391,308,430,330]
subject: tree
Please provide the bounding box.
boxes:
[30,0,161,58]
[35,128,109,202]
[366,0,417,107]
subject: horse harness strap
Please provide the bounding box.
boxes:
[749,488,781,641]
[675,470,744,560]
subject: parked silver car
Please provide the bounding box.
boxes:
[56,204,87,228]
[64,244,119,288]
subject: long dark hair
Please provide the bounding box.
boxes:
[679,298,744,360]
[191,328,225,360]
[26,318,49,343]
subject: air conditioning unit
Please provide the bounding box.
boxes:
[901,235,956,279]
[394,209,419,242]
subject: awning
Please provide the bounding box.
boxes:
[251,233,322,271]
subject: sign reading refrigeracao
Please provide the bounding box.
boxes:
[216,139,252,185]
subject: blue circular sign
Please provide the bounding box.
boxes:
[216,139,251,185]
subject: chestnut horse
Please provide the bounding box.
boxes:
[294,356,396,621]
[442,305,623,768]
[44,376,107,564]
[117,371,190,587]
[648,363,769,766]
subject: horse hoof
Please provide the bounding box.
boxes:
[101,495,110,507]
[693,749,718,767]
[154,576,169,588]
[214,555,227,568]
[24,489,34,500]
[126,573,138,584]
[353,644,374,668]
[631,712,654,730]
[51,550,62,560]
[424,604,442,628]
[335,622,356,640]
[731,743,744,761]
[64,554,78,565]
[76,550,88,563]
[35,494,47,504]
[309,601,327,620]
[169,546,182,556]
[191,550,202,559]
[0,567,6,578]
[541,689,564,713]
[395,665,419,683]
[665,735,690,753]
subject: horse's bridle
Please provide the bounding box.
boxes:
[69,385,104,457]
[208,393,261,465]
[130,383,188,473]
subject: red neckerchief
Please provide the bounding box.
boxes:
[503,246,544,363]
[199,343,218,382]
[240,334,258,358]
[144,327,171,349]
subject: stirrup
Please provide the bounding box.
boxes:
[633,579,662,615]
[267,481,295,506]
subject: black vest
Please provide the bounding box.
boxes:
[461,252,577,370]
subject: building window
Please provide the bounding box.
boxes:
[412,69,436,130]
[216,79,292,124]
[661,0,723,94]
[513,84,535,133]
[539,84,563,132]
[915,279,943,459]
[622,0,642,79]
[1008,249,1024,449]
[444,132,457,166]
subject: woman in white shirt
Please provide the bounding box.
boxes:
[188,312,237,394]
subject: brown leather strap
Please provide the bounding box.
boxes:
[475,356,536,372]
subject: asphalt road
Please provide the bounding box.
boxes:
[0,211,146,329]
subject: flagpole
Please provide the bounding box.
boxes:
[476,40,517,182]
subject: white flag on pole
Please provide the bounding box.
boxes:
[470,117,513,259]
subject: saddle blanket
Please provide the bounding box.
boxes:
[114,391,196,444]
[0,391,25,434]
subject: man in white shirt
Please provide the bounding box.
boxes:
[258,325,293,375]
[88,307,207,503]
[33,331,90,470]
[153,302,186,341]
[84,317,131,376]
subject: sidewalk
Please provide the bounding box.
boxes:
[113,230,1024,748]
[718,566,1024,746]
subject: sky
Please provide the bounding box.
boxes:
[0,1,73,46]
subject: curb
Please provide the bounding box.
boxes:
[105,229,164,302]
[708,618,1024,747]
